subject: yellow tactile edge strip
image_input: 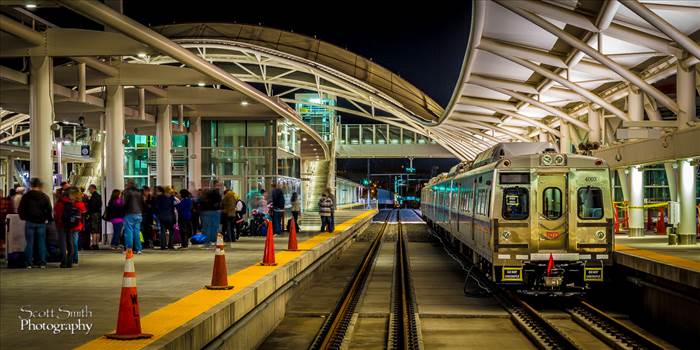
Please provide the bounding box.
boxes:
[76,209,376,350]
[615,243,700,273]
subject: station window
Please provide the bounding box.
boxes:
[502,187,529,220]
[577,187,604,220]
[542,187,562,220]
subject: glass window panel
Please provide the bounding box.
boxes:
[502,187,529,220]
[543,187,563,219]
[247,121,271,147]
[578,187,603,219]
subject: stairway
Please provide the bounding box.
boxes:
[303,159,331,211]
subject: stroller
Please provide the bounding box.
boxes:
[246,209,266,236]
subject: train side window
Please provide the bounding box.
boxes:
[502,187,529,220]
[577,187,604,219]
[542,187,563,220]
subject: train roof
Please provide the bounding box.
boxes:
[471,142,554,169]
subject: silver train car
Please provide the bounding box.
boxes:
[420,143,614,295]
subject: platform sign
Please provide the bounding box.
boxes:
[583,267,604,282]
[501,267,523,282]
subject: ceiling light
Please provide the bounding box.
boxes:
[137,52,147,58]
[302,137,307,141]
[197,82,205,87]
[241,101,249,106]
[25,4,37,8]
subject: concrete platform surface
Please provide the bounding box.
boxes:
[614,234,700,288]
[0,210,372,350]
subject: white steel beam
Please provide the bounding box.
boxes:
[619,0,700,60]
[496,0,679,115]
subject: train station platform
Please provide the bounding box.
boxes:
[0,209,375,350]
[614,235,700,289]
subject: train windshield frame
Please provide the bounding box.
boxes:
[502,187,529,220]
[577,186,604,220]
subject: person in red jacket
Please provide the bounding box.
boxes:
[53,189,75,268]
[67,188,87,266]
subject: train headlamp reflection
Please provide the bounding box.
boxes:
[541,154,553,166]
[595,231,606,240]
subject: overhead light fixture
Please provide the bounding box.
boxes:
[137,52,147,58]
[241,101,249,106]
[197,82,205,87]
[302,137,307,141]
[25,3,37,8]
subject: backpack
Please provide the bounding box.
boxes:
[62,202,80,227]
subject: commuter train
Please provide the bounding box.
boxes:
[421,143,613,295]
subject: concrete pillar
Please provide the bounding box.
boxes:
[187,116,202,191]
[588,109,601,143]
[677,63,696,129]
[105,86,125,195]
[29,56,54,199]
[156,105,172,187]
[677,159,697,244]
[568,123,581,153]
[538,130,548,143]
[664,163,678,202]
[628,165,645,237]
[559,121,571,154]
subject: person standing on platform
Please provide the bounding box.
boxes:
[17,178,53,269]
[67,189,87,266]
[106,189,125,251]
[222,190,238,242]
[86,185,102,250]
[324,188,337,232]
[122,181,144,254]
[290,191,301,232]
[270,183,285,235]
[200,187,222,245]
[318,193,333,233]
[154,186,176,250]
[53,190,73,268]
[141,186,155,249]
[12,187,25,213]
[176,189,193,248]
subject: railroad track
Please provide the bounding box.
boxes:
[309,209,421,350]
[566,299,665,350]
[387,210,421,350]
[425,220,667,350]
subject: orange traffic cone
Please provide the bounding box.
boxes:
[261,220,277,266]
[206,233,234,290]
[106,249,152,340]
[287,218,298,251]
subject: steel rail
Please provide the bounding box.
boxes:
[388,210,420,350]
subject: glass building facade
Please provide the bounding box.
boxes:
[613,164,700,202]
[295,93,336,141]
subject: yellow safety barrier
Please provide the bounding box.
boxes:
[613,201,670,209]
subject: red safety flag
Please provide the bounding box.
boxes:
[546,253,554,277]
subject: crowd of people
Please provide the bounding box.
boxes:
[0,177,338,269]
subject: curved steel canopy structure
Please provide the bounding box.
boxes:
[435,0,700,159]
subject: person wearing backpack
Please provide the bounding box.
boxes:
[54,190,74,268]
[105,189,125,250]
[176,189,193,248]
[234,195,247,241]
[222,190,238,242]
[67,188,87,265]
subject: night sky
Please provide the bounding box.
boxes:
[122,0,472,107]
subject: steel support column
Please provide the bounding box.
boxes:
[156,105,172,187]
[29,56,54,199]
[628,166,645,237]
[677,62,696,129]
[588,109,601,143]
[560,122,571,154]
[187,116,202,191]
[105,85,125,195]
[677,159,697,244]
[629,86,644,122]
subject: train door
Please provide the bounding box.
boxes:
[536,173,568,251]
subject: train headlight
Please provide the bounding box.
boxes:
[541,154,553,166]
[502,231,511,240]
[554,154,566,166]
[595,230,606,240]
